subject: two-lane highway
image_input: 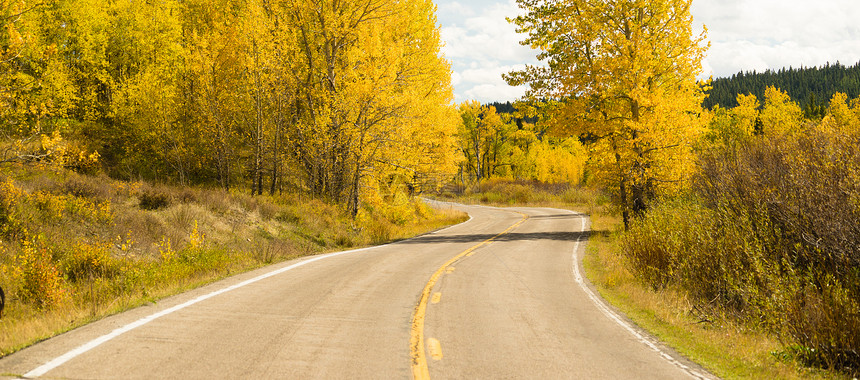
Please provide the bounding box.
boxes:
[0,204,713,379]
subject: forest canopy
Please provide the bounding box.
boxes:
[0,0,460,216]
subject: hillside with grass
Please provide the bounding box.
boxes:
[0,164,465,355]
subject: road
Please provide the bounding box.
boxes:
[0,203,713,379]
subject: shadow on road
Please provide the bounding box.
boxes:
[402,230,591,245]
[521,214,581,220]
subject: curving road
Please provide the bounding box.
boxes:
[0,203,713,379]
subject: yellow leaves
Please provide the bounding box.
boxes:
[821,92,860,135]
[528,138,587,185]
[1,0,458,214]
[116,232,135,252]
[14,239,68,310]
[510,0,707,223]
[157,237,175,262]
[759,86,802,138]
[733,93,760,136]
[188,220,205,250]
[39,129,63,153]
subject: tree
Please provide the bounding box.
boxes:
[0,0,458,214]
[457,101,507,182]
[282,0,457,216]
[507,0,708,229]
[183,0,247,190]
[759,86,802,137]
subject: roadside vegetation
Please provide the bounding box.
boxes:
[620,91,860,377]
[0,0,467,357]
[446,88,860,378]
[502,0,860,376]
[0,164,465,356]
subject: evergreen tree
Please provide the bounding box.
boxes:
[705,62,860,111]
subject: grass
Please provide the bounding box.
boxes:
[0,165,467,357]
[440,178,849,379]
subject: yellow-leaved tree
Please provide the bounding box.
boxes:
[759,86,802,138]
[506,0,708,229]
[821,92,860,135]
[285,0,457,216]
[457,101,508,182]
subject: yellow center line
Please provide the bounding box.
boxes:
[410,211,529,380]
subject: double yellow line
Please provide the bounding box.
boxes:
[409,212,529,380]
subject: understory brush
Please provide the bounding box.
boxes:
[0,165,465,356]
[621,127,860,375]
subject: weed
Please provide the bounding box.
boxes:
[62,242,116,282]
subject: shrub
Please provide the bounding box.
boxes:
[623,127,860,374]
[14,241,67,309]
[62,242,116,283]
[622,199,703,290]
[139,189,172,210]
[0,179,24,238]
[385,191,414,225]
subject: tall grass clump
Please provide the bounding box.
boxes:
[621,127,860,374]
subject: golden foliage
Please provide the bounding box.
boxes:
[507,0,709,228]
[0,0,459,216]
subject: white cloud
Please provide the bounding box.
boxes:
[436,0,539,103]
[462,83,529,104]
[436,1,475,20]
[693,0,860,77]
[438,0,860,103]
[454,63,530,102]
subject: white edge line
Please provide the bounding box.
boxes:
[566,210,713,380]
[23,209,473,379]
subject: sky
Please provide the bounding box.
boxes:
[435,0,860,103]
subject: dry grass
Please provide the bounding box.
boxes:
[437,178,607,215]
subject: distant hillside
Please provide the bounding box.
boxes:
[704,62,860,111]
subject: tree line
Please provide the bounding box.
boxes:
[704,61,860,115]
[0,0,459,216]
[455,100,586,186]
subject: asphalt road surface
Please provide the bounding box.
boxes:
[0,203,714,379]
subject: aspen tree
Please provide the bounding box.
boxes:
[507,0,708,229]
[284,0,456,215]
